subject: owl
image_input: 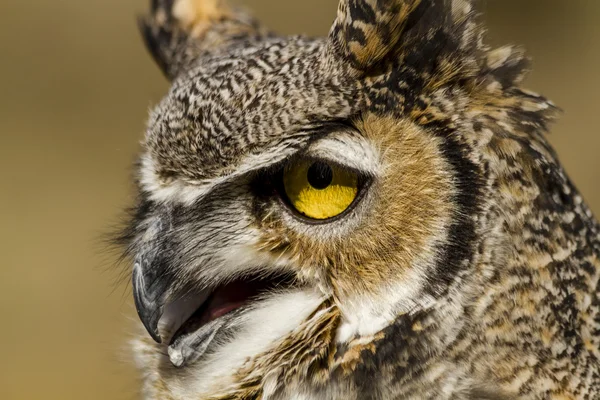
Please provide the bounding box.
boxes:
[117,0,600,398]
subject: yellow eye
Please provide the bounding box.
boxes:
[282,159,359,220]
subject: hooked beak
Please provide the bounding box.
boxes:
[132,247,174,343]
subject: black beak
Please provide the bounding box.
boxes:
[132,249,174,343]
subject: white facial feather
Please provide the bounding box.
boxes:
[305,129,381,177]
[181,232,295,290]
[336,228,446,342]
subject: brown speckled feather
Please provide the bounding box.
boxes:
[120,0,600,399]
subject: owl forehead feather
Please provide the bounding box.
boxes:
[141,0,524,186]
[146,37,360,184]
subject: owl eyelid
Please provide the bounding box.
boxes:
[255,152,374,194]
[303,131,381,177]
[285,154,373,178]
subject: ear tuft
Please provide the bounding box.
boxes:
[329,0,421,72]
[173,0,232,38]
[139,0,265,80]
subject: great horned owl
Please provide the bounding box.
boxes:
[118,0,600,398]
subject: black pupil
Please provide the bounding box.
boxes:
[307,162,333,190]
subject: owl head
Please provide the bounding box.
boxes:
[121,0,560,398]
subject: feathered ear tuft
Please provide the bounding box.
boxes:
[327,0,422,72]
[326,0,483,76]
[139,0,267,80]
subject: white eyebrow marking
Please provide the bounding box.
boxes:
[305,128,381,176]
[140,128,380,205]
[139,138,303,205]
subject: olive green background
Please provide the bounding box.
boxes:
[0,1,598,399]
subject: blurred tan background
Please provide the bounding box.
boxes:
[0,0,598,399]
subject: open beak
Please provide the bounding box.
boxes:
[129,215,300,367]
